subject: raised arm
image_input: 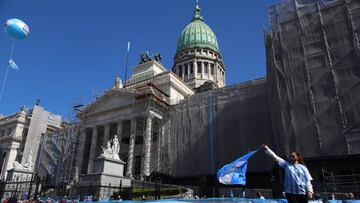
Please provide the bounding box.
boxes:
[262,145,287,167]
[304,166,314,198]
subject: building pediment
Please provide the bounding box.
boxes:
[84,89,136,116]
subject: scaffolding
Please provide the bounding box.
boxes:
[37,125,80,193]
[321,160,360,194]
[265,0,360,158]
[168,78,275,177]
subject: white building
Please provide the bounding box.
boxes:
[76,60,194,181]
[0,104,62,180]
[75,1,229,183]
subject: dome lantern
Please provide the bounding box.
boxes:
[173,1,226,91]
[175,1,219,55]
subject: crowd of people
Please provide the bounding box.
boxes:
[2,195,77,203]
[0,145,358,203]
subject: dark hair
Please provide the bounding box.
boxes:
[290,151,305,165]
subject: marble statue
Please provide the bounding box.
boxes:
[101,141,113,158]
[100,135,120,160]
[12,150,33,171]
[112,135,120,160]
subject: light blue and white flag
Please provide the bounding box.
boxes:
[9,58,19,70]
[217,150,258,185]
[127,41,131,52]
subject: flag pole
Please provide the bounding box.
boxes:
[0,40,16,101]
[124,41,130,86]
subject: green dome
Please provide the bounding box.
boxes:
[176,4,219,55]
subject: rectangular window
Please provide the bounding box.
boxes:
[152,131,158,142]
[135,155,142,175]
[210,64,214,75]
[135,136,143,144]
[178,66,182,76]
[185,64,188,75]
[204,63,208,74]
[190,63,194,74]
[197,62,202,73]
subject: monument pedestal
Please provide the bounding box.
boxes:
[76,157,131,198]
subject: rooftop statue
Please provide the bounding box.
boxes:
[139,51,152,64]
[154,53,162,63]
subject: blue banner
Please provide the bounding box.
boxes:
[217,150,258,185]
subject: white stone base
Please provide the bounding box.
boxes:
[76,157,131,197]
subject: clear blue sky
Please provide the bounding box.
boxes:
[0,0,279,118]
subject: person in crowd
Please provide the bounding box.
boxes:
[59,196,67,203]
[256,192,265,199]
[331,193,336,200]
[347,193,355,200]
[262,145,313,203]
[3,197,8,203]
[8,194,17,203]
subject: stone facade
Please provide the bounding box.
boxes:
[75,61,194,182]
[173,48,226,89]
[0,105,62,180]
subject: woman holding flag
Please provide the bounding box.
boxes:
[262,145,313,203]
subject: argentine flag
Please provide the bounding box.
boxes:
[217,150,258,185]
[9,59,19,70]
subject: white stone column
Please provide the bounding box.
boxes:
[103,124,111,146]
[194,60,198,79]
[207,63,210,78]
[2,143,19,180]
[126,118,136,178]
[142,114,153,177]
[215,63,218,83]
[157,120,164,172]
[76,128,87,176]
[0,148,9,180]
[87,126,98,173]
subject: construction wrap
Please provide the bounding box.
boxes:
[265,0,360,158]
[168,79,275,177]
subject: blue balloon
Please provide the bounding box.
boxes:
[4,18,29,40]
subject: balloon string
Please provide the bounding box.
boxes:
[0,41,16,101]
[0,66,10,101]
[9,40,15,60]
